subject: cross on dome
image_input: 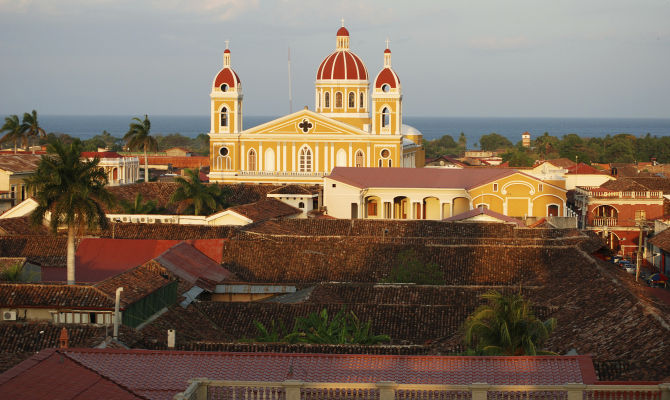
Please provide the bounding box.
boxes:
[385,38,390,49]
[225,40,229,49]
[341,17,344,27]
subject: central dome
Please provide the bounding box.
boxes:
[316,26,368,81]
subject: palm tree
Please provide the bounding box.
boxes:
[21,110,46,153]
[463,290,557,356]
[170,168,231,216]
[119,192,160,214]
[123,115,157,182]
[26,140,113,285]
[0,115,24,153]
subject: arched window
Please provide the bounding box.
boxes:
[324,92,330,108]
[264,148,275,172]
[298,202,305,209]
[355,150,364,167]
[247,149,257,171]
[220,107,229,128]
[348,92,355,108]
[336,149,347,167]
[359,92,364,108]
[381,107,390,128]
[335,92,343,108]
[299,146,312,172]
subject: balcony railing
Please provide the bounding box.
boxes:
[591,217,618,227]
[576,187,663,199]
[238,171,328,178]
[174,380,670,400]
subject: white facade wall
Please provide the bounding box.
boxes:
[565,174,613,190]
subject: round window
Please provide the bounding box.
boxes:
[381,84,390,93]
[381,149,390,158]
[220,84,229,92]
[219,147,229,157]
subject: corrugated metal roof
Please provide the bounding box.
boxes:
[0,154,41,173]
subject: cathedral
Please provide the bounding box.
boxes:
[208,24,425,184]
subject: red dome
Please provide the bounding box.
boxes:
[337,26,349,36]
[384,48,391,54]
[374,67,400,89]
[317,51,368,80]
[214,67,240,89]
[224,49,230,54]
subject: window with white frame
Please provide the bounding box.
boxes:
[299,146,312,172]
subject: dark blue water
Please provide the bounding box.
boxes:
[7,115,670,147]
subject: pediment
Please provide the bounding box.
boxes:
[242,110,367,136]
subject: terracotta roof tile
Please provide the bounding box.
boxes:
[0,154,42,173]
[152,242,235,289]
[0,283,115,308]
[268,185,320,195]
[444,207,525,226]
[94,263,173,306]
[328,167,517,189]
[0,217,51,236]
[0,349,146,399]
[649,228,670,252]
[226,198,301,222]
[0,236,68,267]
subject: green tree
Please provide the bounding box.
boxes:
[424,134,460,158]
[21,110,46,153]
[479,133,512,151]
[463,290,556,356]
[254,309,390,345]
[26,140,113,285]
[458,132,467,151]
[0,261,25,282]
[124,115,158,182]
[533,132,559,158]
[501,148,535,167]
[0,115,25,153]
[170,168,231,215]
[382,249,445,284]
[119,193,160,214]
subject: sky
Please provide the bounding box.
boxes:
[0,0,669,118]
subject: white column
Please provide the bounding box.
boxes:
[292,142,296,171]
[276,143,281,171]
[240,143,245,170]
[330,89,333,112]
[324,143,329,173]
[330,144,335,170]
[259,142,263,171]
[283,142,287,171]
[366,143,371,167]
[348,143,353,167]
[210,100,215,133]
[315,142,319,173]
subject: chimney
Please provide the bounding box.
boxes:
[167,329,176,348]
[59,327,69,349]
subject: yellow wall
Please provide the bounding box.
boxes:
[468,173,566,218]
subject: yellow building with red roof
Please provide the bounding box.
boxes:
[208,24,424,184]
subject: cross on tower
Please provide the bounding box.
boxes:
[225,40,229,49]
[298,119,313,133]
[385,38,390,49]
[341,17,344,27]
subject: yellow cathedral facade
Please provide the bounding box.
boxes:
[208,25,425,184]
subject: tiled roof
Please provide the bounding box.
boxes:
[58,349,594,397]
[94,263,173,306]
[649,228,670,252]
[106,182,180,214]
[81,151,124,159]
[567,163,606,175]
[0,236,68,267]
[600,177,670,193]
[444,207,525,226]
[144,155,209,168]
[0,217,51,236]
[327,167,517,189]
[268,184,320,195]
[153,242,235,290]
[0,154,42,173]
[0,349,145,400]
[0,283,116,308]
[545,158,577,169]
[58,238,225,283]
[225,198,301,222]
[97,223,238,241]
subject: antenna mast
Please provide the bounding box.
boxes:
[288,47,293,114]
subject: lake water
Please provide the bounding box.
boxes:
[8,115,670,146]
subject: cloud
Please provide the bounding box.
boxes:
[468,35,536,51]
[154,0,259,21]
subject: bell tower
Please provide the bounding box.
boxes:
[371,42,402,136]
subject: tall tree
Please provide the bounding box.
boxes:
[21,110,46,153]
[123,115,157,182]
[463,290,556,355]
[26,140,113,285]
[170,168,231,216]
[0,115,24,153]
[479,133,513,151]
